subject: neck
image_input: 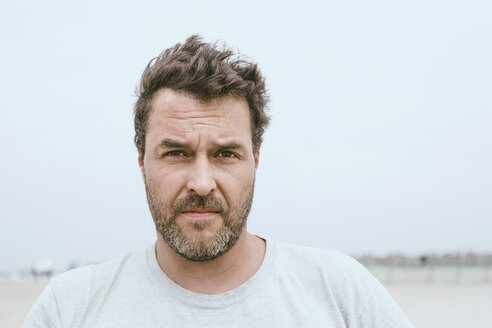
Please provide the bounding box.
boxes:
[155,230,266,294]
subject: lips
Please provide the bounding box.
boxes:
[181,209,219,219]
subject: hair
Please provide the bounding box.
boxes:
[134,34,270,156]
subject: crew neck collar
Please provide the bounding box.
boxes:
[146,237,275,309]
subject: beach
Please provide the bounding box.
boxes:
[0,281,47,328]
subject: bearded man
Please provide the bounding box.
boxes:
[24,35,413,327]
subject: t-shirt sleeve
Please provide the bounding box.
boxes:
[357,282,414,328]
[22,284,63,328]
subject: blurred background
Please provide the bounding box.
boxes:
[1,0,491,327]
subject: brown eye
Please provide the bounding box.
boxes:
[165,150,186,157]
[219,151,236,158]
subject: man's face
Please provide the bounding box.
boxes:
[139,89,259,262]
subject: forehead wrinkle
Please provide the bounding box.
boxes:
[150,91,250,128]
[149,116,250,150]
[162,111,236,124]
[160,113,243,137]
[147,89,253,152]
[154,98,246,123]
[158,109,236,131]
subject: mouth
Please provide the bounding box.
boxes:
[181,209,220,219]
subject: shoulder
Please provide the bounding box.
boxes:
[270,242,373,306]
[51,245,148,293]
[271,240,378,299]
[23,245,151,327]
[31,245,151,326]
[269,240,413,327]
[272,240,368,279]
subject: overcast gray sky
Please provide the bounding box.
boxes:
[1,0,491,271]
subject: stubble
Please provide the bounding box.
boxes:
[144,175,254,262]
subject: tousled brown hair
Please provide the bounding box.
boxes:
[134,35,270,156]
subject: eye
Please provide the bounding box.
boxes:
[164,150,187,157]
[218,151,237,158]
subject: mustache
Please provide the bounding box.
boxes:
[171,194,227,214]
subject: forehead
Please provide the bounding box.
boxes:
[147,88,252,142]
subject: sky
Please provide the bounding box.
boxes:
[1,0,491,271]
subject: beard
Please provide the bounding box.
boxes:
[144,175,255,262]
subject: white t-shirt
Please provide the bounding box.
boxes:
[23,240,413,327]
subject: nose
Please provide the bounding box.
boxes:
[186,156,217,196]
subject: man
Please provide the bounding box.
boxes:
[24,35,413,327]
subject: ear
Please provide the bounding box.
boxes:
[138,153,145,179]
[254,151,260,169]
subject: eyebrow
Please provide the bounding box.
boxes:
[157,138,246,151]
[217,143,244,151]
[157,138,188,149]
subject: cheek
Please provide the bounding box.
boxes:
[219,168,255,201]
[146,166,187,201]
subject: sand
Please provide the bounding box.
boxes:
[0,281,47,328]
[2,281,491,327]
[388,283,492,327]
